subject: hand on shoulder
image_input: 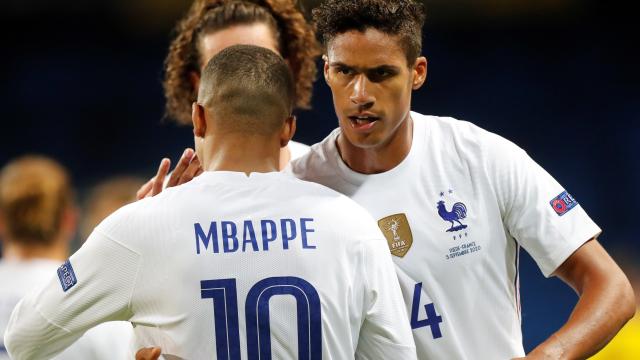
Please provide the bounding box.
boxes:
[136,148,202,200]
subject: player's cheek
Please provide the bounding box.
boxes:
[330,84,347,110]
[389,81,411,115]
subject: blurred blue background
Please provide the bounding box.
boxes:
[1,0,638,353]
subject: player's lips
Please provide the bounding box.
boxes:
[347,112,380,131]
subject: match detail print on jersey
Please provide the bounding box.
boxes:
[378,213,413,257]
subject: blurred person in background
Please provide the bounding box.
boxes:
[0,155,132,359]
[137,0,320,199]
[81,176,145,241]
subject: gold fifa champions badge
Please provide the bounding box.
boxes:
[377,213,413,257]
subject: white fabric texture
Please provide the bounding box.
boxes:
[288,112,601,360]
[4,171,415,360]
[288,140,311,161]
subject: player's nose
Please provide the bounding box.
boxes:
[350,74,375,108]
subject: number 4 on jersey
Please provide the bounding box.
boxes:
[411,282,443,339]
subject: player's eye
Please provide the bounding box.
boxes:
[337,67,354,76]
[375,68,389,77]
[367,67,396,82]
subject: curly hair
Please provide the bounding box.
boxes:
[164,0,320,125]
[313,0,426,65]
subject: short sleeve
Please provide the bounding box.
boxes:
[487,136,601,277]
[356,232,417,359]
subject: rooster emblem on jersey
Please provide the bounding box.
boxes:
[437,200,468,232]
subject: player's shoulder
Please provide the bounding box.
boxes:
[281,171,362,210]
[287,128,341,182]
[414,112,501,143]
[413,112,526,163]
[280,170,335,194]
[311,191,383,240]
[92,191,169,239]
[288,140,311,160]
[279,173,381,235]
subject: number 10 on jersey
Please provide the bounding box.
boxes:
[201,276,322,360]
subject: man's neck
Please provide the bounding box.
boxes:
[278,146,291,171]
[337,115,414,174]
[201,134,281,174]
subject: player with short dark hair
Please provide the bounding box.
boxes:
[4,45,417,360]
[314,0,424,66]
[196,44,295,135]
[286,0,636,359]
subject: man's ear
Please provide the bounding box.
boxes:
[412,56,428,90]
[192,102,207,138]
[189,71,201,93]
[280,115,297,147]
[323,55,330,84]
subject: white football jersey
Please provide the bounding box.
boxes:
[0,259,132,360]
[162,141,308,189]
[4,171,415,360]
[288,112,601,359]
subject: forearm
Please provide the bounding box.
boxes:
[530,251,635,359]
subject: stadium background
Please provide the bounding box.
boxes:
[0,0,638,354]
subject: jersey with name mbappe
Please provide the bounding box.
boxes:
[288,113,601,360]
[4,171,415,360]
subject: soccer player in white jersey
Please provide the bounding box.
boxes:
[4,45,416,360]
[136,0,321,200]
[288,0,636,359]
[0,156,132,360]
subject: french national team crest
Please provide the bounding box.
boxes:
[378,213,413,257]
[436,189,469,233]
[437,200,468,232]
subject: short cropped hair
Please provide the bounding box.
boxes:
[198,44,294,134]
[313,0,426,65]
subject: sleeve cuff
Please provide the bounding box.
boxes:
[541,222,602,277]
